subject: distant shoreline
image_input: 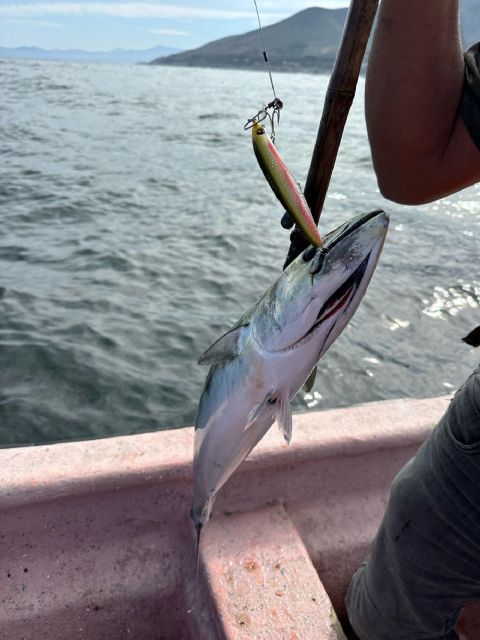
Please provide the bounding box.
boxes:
[150,59,367,76]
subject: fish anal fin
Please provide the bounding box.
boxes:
[275,392,292,444]
[303,366,317,393]
[198,325,248,366]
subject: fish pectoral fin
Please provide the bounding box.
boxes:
[244,389,275,431]
[197,324,248,366]
[275,392,292,445]
[302,366,317,393]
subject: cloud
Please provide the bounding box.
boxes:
[149,28,189,37]
[0,3,272,20]
[2,17,63,28]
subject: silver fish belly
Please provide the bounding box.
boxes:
[192,209,389,534]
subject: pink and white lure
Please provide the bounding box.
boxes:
[251,120,323,248]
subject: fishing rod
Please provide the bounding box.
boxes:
[245,0,379,269]
[284,0,380,269]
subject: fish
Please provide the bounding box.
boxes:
[251,120,323,248]
[192,209,389,544]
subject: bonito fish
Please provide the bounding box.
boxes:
[192,209,389,539]
[251,120,323,248]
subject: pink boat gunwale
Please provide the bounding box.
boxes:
[1,395,478,639]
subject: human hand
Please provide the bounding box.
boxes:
[282,215,310,269]
[280,211,295,229]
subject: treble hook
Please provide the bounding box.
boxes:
[268,97,283,141]
[244,107,268,131]
[244,97,283,142]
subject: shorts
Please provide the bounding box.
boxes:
[346,366,480,640]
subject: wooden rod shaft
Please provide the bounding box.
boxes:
[284,0,379,269]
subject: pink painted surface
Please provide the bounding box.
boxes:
[195,505,346,640]
[1,395,477,638]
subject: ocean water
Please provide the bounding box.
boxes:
[1,59,479,447]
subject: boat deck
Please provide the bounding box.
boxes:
[1,396,478,639]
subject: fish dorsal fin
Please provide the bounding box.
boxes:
[197,325,248,366]
[303,366,317,393]
[275,392,292,444]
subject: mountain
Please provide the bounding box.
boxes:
[3,2,478,71]
[152,3,480,74]
[0,45,181,64]
[151,7,348,74]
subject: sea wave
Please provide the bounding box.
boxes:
[1,60,478,446]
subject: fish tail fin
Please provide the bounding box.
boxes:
[191,496,214,583]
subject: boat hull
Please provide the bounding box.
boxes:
[1,396,477,639]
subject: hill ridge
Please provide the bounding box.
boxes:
[152,3,479,74]
[151,7,349,74]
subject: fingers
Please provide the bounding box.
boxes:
[283,226,309,270]
[280,211,295,229]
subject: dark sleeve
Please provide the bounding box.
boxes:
[459,43,480,151]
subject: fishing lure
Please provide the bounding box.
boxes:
[244,0,322,248]
[250,117,323,248]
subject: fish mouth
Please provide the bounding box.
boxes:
[304,254,370,339]
[322,209,385,252]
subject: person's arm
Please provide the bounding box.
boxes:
[366,0,480,205]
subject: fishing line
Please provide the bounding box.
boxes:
[253,0,277,101]
[245,0,283,138]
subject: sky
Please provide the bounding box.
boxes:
[0,1,349,51]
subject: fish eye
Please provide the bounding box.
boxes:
[309,248,326,275]
[256,127,266,135]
